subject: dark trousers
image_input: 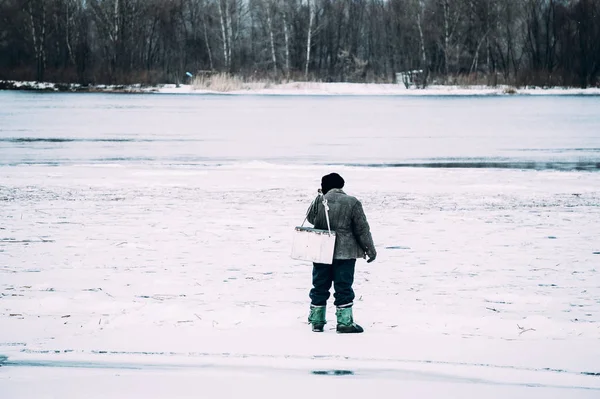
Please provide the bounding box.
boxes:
[309,259,356,307]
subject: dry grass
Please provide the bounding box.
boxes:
[192,73,278,92]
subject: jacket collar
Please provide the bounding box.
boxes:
[326,188,345,195]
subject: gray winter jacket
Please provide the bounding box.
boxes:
[307,188,376,260]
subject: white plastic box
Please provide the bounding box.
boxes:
[291,227,336,264]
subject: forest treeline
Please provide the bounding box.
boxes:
[0,0,599,87]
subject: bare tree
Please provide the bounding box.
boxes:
[26,0,47,81]
[198,0,214,70]
[304,0,314,79]
[217,0,231,69]
[415,0,427,87]
[282,9,290,77]
[265,0,277,75]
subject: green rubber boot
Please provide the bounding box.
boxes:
[308,305,326,332]
[336,306,364,334]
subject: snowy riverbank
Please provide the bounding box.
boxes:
[2,79,600,96]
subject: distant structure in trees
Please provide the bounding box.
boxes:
[396,70,424,89]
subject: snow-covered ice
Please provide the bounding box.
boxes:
[0,92,599,398]
[1,165,599,397]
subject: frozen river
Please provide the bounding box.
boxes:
[1,91,600,398]
[1,91,600,169]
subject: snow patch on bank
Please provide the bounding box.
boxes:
[2,79,600,96]
[158,82,600,96]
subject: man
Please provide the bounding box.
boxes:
[306,173,376,333]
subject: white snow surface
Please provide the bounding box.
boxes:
[1,163,600,398]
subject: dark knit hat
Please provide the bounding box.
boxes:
[321,173,345,194]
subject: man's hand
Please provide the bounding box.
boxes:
[367,253,376,263]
